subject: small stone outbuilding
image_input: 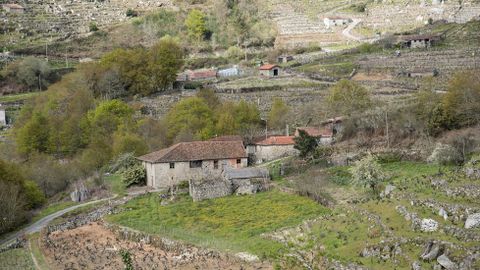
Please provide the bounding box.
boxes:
[247,136,297,164]
[259,64,280,77]
[295,126,334,145]
[400,35,441,49]
[189,167,270,201]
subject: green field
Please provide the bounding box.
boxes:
[107,190,330,258]
[0,247,35,270]
[104,173,126,196]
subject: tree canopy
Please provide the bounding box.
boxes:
[326,79,371,117]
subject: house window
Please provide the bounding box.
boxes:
[169,163,175,169]
[190,160,202,168]
[236,159,241,164]
[214,160,219,169]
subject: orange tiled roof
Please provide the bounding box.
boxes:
[256,136,295,146]
[259,64,278,70]
[137,141,247,163]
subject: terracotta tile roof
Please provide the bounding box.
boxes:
[295,127,334,137]
[137,141,247,163]
[187,69,217,80]
[209,135,243,142]
[255,136,295,146]
[259,64,279,70]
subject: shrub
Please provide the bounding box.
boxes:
[89,22,99,32]
[349,154,386,195]
[294,130,318,158]
[126,9,138,17]
[427,143,463,165]
[312,145,334,164]
[225,46,244,61]
[121,163,146,187]
[119,249,134,270]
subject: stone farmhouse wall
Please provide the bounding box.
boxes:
[189,178,232,202]
[252,144,298,164]
[144,158,248,188]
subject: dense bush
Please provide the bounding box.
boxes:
[294,130,318,158]
[427,143,463,165]
[1,57,56,91]
[349,154,386,195]
[121,163,146,187]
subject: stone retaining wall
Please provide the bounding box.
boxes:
[188,178,232,202]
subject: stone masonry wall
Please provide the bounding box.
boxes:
[189,178,232,202]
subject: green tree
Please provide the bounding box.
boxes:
[16,112,50,154]
[443,71,480,127]
[165,97,215,142]
[112,131,149,157]
[185,9,207,40]
[349,154,386,195]
[148,36,184,92]
[294,130,318,158]
[326,79,371,116]
[268,98,290,130]
[2,57,53,91]
[100,48,151,95]
[0,159,45,233]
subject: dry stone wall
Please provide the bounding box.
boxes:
[188,178,232,202]
[140,86,329,120]
[1,0,173,43]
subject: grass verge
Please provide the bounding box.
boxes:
[106,190,330,259]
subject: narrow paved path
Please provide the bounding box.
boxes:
[342,19,362,41]
[0,188,160,247]
[0,197,114,246]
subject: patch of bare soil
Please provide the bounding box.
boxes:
[41,222,272,270]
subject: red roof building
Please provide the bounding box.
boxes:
[259,64,280,77]
[255,136,295,146]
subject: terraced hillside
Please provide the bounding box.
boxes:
[267,0,480,48]
[0,0,173,49]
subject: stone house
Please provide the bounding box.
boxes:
[295,126,334,145]
[400,34,441,49]
[137,140,248,188]
[247,136,298,164]
[323,17,352,28]
[277,55,294,63]
[2,3,24,13]
[259,64,280,77]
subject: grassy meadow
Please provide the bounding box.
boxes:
[107,190,330,258]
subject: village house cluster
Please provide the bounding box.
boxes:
[138,118,342,200]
